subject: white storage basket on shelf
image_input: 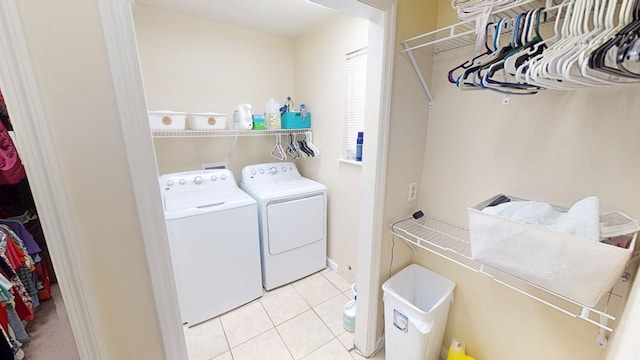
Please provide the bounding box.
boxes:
[187,112,226,130]
[148,110,186,130]
[468,194,638,307]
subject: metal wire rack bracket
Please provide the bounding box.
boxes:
[390,215,624,334]
[399,0,561,107]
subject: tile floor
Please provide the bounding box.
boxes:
[183,268,385,360]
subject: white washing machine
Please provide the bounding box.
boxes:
[160,169,262,326]
[241,162,327,290]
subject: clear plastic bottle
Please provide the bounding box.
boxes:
[265,98,281,130]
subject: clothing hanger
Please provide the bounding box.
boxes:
[458,19,515,89]
[576,0,633,84]
[589,0,640,79]
[286,133,300,159]
[447,22,495,84]
[297,134,315,157]
[527,0,588,90]
[271,134,287,161]
[304,131,320,156]
[517,0,570,85]
[481,9,547,94]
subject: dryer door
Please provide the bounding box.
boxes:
[267,194,325,255]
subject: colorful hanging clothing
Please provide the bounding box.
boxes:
[0,221,40,256]
[0,118,25,186]
[0,247,31,321]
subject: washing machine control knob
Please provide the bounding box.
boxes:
[179,179,186,185]
[211,175,217,181]
[251,169,256,175]
[166,180,174,186]
[220,174,227,180]
[270,167,277,175]
[259,168,264,174]
[193,176,203,184]
[282,166,287,172]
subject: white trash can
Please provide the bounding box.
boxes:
[382,264,455,360]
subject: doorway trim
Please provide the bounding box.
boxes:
[96,0,188,358]
[0,1,107,359]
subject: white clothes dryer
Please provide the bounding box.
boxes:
[160,169,262,326]
[241,162,327,290]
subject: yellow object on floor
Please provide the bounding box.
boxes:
[447,339,476,360]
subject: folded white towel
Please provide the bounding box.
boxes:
[482,196,600,241]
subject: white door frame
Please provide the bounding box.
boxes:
[0,1,108,358]
[0,0,396,358]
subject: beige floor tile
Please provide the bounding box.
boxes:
[182,318,229,360]
[261,284,294,300]
[350,348,385,360]
[323,270,353,292]
[220,302,274,348]
[212,351,233,360]
[302,338,354,360]
[293,273,341,307]
[337,331,355,351]
[277,310,335,359]
[320,267,332,275]
[313,292,350,336]
[261,286,311,325]
[231,328,293,360]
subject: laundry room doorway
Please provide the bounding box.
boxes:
[128,0,395,357]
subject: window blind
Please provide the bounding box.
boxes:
[345,47,367,160]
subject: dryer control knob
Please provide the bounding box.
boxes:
[166,180,174,186]
[259,169,264,174]
[211,175,217,181]
[282,166,287,172]
[251,169,257,175]
[179,179,186,185]
[220,174,227,180]
[270,167,277,175]
[193,176,203,184]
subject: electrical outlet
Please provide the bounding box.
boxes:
[408,182,418,201]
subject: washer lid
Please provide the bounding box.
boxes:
[164,187,251,212]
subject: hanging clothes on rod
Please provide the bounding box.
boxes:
[0,91,26,186]
[448,0,640,94]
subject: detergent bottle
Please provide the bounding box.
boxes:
[232,104,253,130]
[265,98,281,130]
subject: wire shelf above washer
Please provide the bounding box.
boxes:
[152,129,310,138]
[390,215,626,333]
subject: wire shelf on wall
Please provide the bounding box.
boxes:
[400,0,560,55]
[398,0,564,107]
[390,215,628,334]
[152,129,310,138]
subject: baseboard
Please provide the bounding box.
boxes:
[440,345,448,360]
[327,258,338,271]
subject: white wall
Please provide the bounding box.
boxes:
[14,0,166,358]
[133,5,296,178]
[414,14,640,360]
[294,14,369,282]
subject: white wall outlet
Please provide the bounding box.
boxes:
[408,182,418,201]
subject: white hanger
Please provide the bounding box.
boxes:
[305,131,320,156]
[271,133,287,161]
